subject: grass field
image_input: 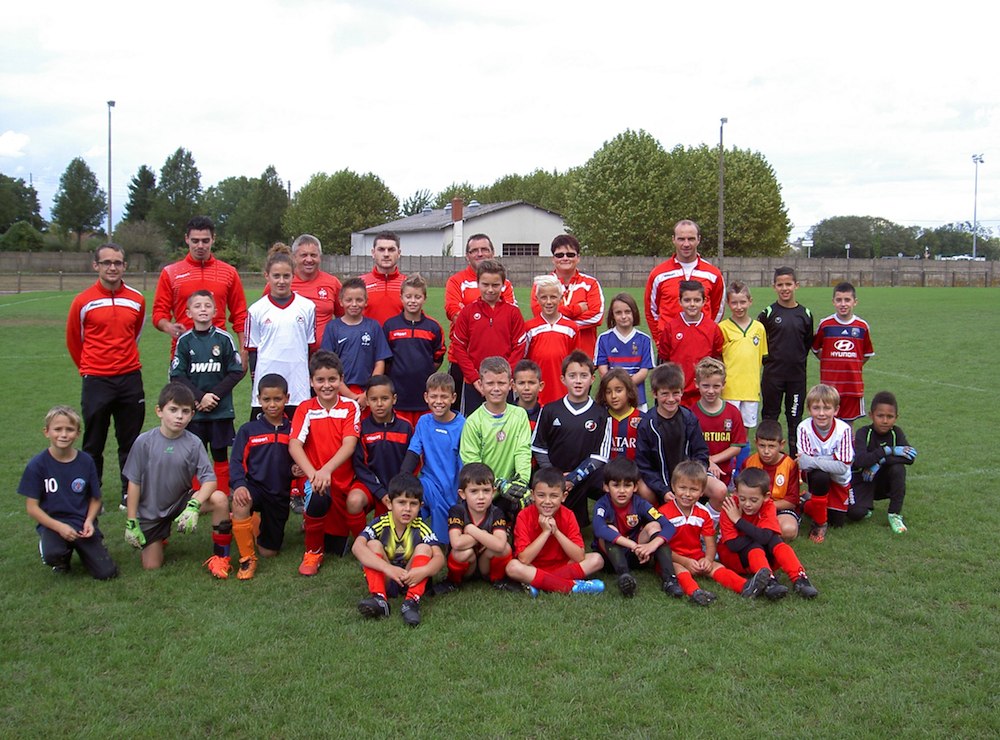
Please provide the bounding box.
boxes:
[1,284,998,737]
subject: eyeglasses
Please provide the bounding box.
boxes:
[553,252,577,259]
[189,237,212,245]
[96,260,125,268]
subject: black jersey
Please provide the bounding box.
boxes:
[531,397,612,473]
[447,501,509,553]
[757,302,813,380]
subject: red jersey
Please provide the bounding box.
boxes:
[450,298,527,383]
[658,314,724,404]
[290,396,361,492]
[266,270,342,339]
[644,254,725,345]
[529,269,604,357]
[524,315,578,405]
[361,268,405,325]
[657,499,714,559]
[514,503,583,572]
[744,452,800,506]
[812,314,874,399]
[718,496,781,547]
[444,266,516,361]
[67,280,145,376]
[609,406,642,461]
[152,254,247,351]
[691,401,747,485]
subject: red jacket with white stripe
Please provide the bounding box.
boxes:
[66,280,145,376]
[644,254,725,345]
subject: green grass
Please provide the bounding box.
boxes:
[1,285,999,737]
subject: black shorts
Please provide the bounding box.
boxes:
[187,419,236,450]
[249,487,291,552]
[140,494,194,545]
[38,524,119,580]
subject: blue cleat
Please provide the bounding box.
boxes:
[571,579,605,595]
[528,586,540,598]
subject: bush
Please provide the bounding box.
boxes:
[0,221,45,251]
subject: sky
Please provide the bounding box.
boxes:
[1,1,997,242]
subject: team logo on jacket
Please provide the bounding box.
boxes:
[675,332,684,340]
[212,345,221,356]
[473,313,482,321]
[776,474,786,487]
[72,478,86,493]
[626,514,639,529]
[318,288,328,299]
[496,430,507,442]
[584,420,597,432]
[361,332,372,346]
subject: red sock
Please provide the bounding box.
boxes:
[346,509,367,537]
[747,548,770,572]
[677,571,698,596]
[303,514,326,553]
[530,569,575,594]
[804,496,829,525]
[772,542,807,580]
[489,553,512,582]
[447,553,469,584]
[712,567,746,594]
[405,554,432,599]
[211,525,232,558]
[213,461,230,496]
[364,553,386,595]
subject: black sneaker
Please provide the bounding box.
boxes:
[617,572,638,598]
[793,576,819,599]
[689,588,716,606]
[357,595,390,619]
[401,598,421,627]
[764,577,789,601]
[741,567,772,599]
[661,575,685,598]
[493,578,526,594]
[51,564,71,575]
[432,580,459,597]
[290,495,305,515]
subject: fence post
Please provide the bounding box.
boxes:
[59,271,63,291]
[17,271,21,293]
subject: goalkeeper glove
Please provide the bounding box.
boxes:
[124,518,145,549]
[891,445,917,461]
[176,498,202,534]
[566,460,599,488]
[862,463,881,483]
[498,477,532,510]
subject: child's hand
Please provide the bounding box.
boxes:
[311,470,331,495]
[232,486,252,508]
[198,393,220,412]
[633,541,657,563]
[693,557,713,575]
[124,519,146,548]
[540,515,557,533]
[862,463,881,483]
[708,461,724,478]
[55,521,77,541]
[722,497,742,523]
[79,521,94,538]
[892,445,918,461]
[355,394,368,410]
[386,564,409,586]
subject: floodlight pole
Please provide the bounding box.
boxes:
[972,154,984,259]
[717,117,727,261]
[107,100,115,238]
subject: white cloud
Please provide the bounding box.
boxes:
[0,131,30,158]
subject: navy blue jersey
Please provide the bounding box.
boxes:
[230,414,294,497]
[592,493,674,546]
[384,313,445,411]
[353,415,413,501]
[18,449,101,532]
[448,501,509,536]
[359,512,443,568]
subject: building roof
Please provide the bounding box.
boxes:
[359,200,564,235]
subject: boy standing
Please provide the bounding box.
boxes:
[525,275,579,405]
[505,467,605,595]
[170,290,245,496]
[123,383,232,577]
[450,259,526,415]
[289,351,361,573]
[383,274,445,429]
[743,420,801,541]
[352,473,445,627]
[19,406,118,580]
[657,281,724,407]
[229,374,297,580]
[401,373,466,541]
[757,267,813,455]
[690,357,747,494]
[812,281,875,423]
[512,359,545,432]
[849,391,916,533]
[591,458,679,597]
[797,384,854,543]
[720,281,767,471]
[530,351,613,526]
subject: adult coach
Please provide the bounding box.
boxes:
[644,219,725,347]
[529,234,604,357]
[153,215,247,354]
[66,243,145,506]
[283,234,343,340]
[361,231,405,324]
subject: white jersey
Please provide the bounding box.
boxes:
[796,417,853,486]
[245,293,316,406]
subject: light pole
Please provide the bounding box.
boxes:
[107,100,115,238]
[717,117,727,261]
[972,154,984,259]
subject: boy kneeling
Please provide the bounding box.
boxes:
[352,473,444,626]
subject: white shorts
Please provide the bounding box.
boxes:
[726,400,759,429]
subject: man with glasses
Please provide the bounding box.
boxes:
[67,243,146,507]
[152,215,248,355]
[529,234,605,357]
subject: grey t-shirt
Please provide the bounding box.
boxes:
[123,428,215,521]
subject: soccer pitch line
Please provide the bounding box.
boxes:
[866,367,986,393]
[0,295,65,310]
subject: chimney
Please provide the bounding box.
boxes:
[451,197,463,222]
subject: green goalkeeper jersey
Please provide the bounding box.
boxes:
[459,404,532,486]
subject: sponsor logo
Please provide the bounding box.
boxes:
[584,420,597,432]
[191,360,222,373]
[833,339,854,352]
[552,418,562,427]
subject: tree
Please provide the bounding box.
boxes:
[283,170,399,254]
[247,165,289,247]
[51,157,106,249]
[150,148,202,246]
[204,166,288,250]
[478,168,576,213]
[401,189,433,216]
[0,220,45,251]
[122,165,157,223]
[0,173,44,233]
[917,222,996,260]
[808,215,920,258]
[433,182,479,209]
[111,220,171,265]
[565,129,673,256]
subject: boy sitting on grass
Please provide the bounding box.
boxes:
[743,420,801,541]
[436,462,515,594]
[591,457,679,598]
[718,468,819,599]
[657,461,770,605]
[505,466,605,596]
[352,473,445,627]
[19,405,118,580]
[123,382,232,577]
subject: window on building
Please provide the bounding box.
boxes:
[502,243,539,257]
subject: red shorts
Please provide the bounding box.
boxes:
[394,409,425,430]
[350,480,388,517]
[836,395,865,422]
[827,481,853,513]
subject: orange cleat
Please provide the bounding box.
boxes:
[298,550,324,576]
[204,555,231,579]
[237,556,257,581]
